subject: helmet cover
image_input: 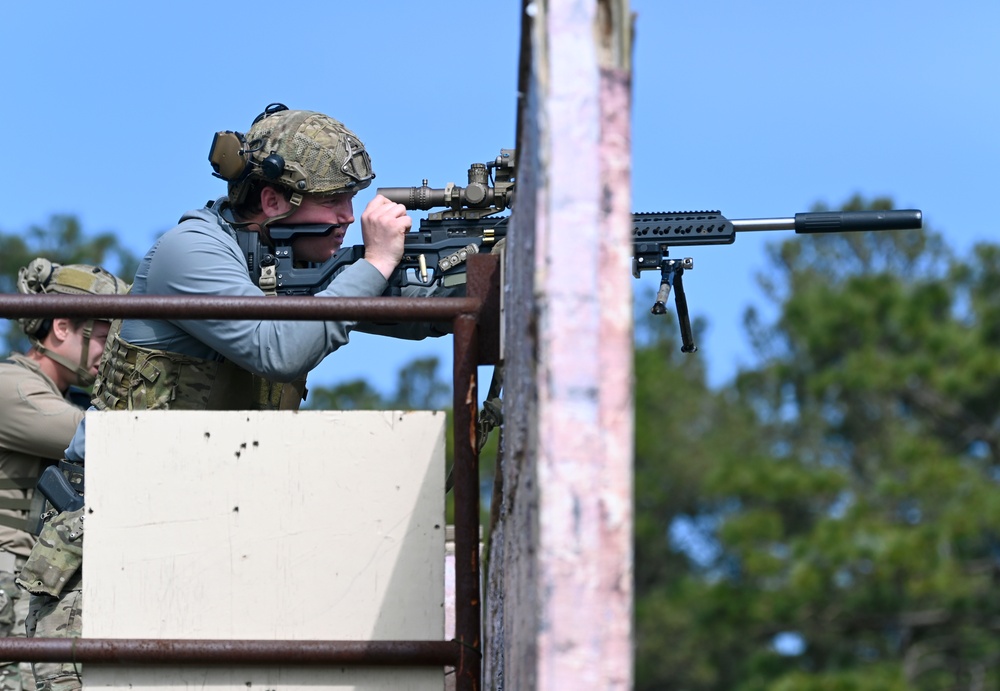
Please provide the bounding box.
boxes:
[16,258,129,337]
[228,107,375,204]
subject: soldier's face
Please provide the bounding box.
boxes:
[288,193,356,263]
[57,319,112,378]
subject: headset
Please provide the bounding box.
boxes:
[207,103,303,188]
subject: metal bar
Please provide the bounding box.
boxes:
[0,638,459,666]
[0,295,481,322]
[0,283,494,689]
[452,313,482,691]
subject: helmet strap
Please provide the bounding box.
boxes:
[76,319,96,387]
[31,319,98,388]
[260,192,303,234]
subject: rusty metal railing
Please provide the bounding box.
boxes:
[0,253,500,691]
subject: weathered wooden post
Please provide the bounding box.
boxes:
[485,0,635,688]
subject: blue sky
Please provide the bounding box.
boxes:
[3,1,997,393]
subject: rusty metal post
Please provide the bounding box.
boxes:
[450,254,500,691]
[0,638,459,666]
[452,313,480,691]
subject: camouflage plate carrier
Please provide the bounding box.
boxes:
[91,322,307,412]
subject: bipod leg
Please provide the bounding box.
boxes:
[650,259,698,353]
[671,265,697,353]
[651,269,672,316]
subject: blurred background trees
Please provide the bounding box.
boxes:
[635,196,1000,690]
[0,214,138,353]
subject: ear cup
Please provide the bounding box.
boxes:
[208,131,252,181]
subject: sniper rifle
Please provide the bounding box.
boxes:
[245,149,922,353]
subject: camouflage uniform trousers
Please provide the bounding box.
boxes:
[23,589,81,691]
[16,509,84,691]
[0,553,30,691]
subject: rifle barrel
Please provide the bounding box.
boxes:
[733,210,922,234]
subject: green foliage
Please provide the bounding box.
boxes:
[391,356,452,410]
[305,378,387,410]
[0,215,139,353]
[634,307,776,689]
[636,196,1000,690]
[306,356,452,411]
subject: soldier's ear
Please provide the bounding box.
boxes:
[47,318,74,345]
[260,185,293,218]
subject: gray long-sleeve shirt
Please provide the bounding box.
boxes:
[65,198,450,461]
[122,201,393,381]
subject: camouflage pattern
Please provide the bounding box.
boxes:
[0,555,31,691]
[24,590,81,691]
[15,510,83,599]
[229,107,374,204]
[15,257,130,388]
[16,511,83,691]
[16,258,129,338]
[92,325,306,412]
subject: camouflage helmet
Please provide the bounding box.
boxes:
[16,257,129,337]
[210,103,375,206]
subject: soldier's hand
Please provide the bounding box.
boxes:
[361,195,411,280]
